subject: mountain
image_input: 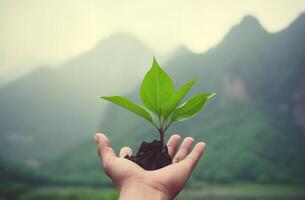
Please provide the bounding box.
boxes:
[50,14,305,184]
[0,33,155,165]
[0,157,46,185]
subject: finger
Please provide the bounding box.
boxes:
[173,137,194,163]
[95,133,117,162]
[119,146,133,157]
[182,142,206,171]
[167,134,181,158]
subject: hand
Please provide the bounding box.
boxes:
[95,133,206,200]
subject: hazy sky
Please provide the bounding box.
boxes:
[1,0,305,83]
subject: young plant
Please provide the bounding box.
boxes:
[100,57,214,145]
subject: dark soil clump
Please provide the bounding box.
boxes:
[125,140,172,170]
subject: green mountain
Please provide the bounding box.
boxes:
[0,33,155,165]
[49,14,305,184]
[0,157,46,185]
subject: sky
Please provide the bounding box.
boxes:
[1,0,305,84]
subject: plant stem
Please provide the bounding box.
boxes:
[163,121,172,134]
[158,129,164,145]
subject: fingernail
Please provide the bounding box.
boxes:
[95,134,99,142]
[198,142,206,147]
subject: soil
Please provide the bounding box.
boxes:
[125,140,172,170]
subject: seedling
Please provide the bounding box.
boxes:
[100,57,215,145]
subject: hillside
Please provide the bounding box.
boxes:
[49,14,305,184]
[0,33,155,164]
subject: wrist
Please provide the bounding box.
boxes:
[119,180,170,200]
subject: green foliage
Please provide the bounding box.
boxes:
[172,93,214,122]
[140,57,175,115]
[101,57,214,140]
[0,157,48,185]
[162,79,197,119]
[100,96,152,123]
[0,185,118,200]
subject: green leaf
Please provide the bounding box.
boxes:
[100,96,152,123]
[140,57,174,115]
[172,93,215,122]
[141,106,162,129]
[162,79,197,119]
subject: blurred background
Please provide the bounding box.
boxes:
[1,0,305,199]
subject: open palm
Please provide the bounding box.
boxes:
[95,133,206,200]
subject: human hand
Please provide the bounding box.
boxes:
[95,133,206,200]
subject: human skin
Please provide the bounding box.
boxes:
[95,133,206,200]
